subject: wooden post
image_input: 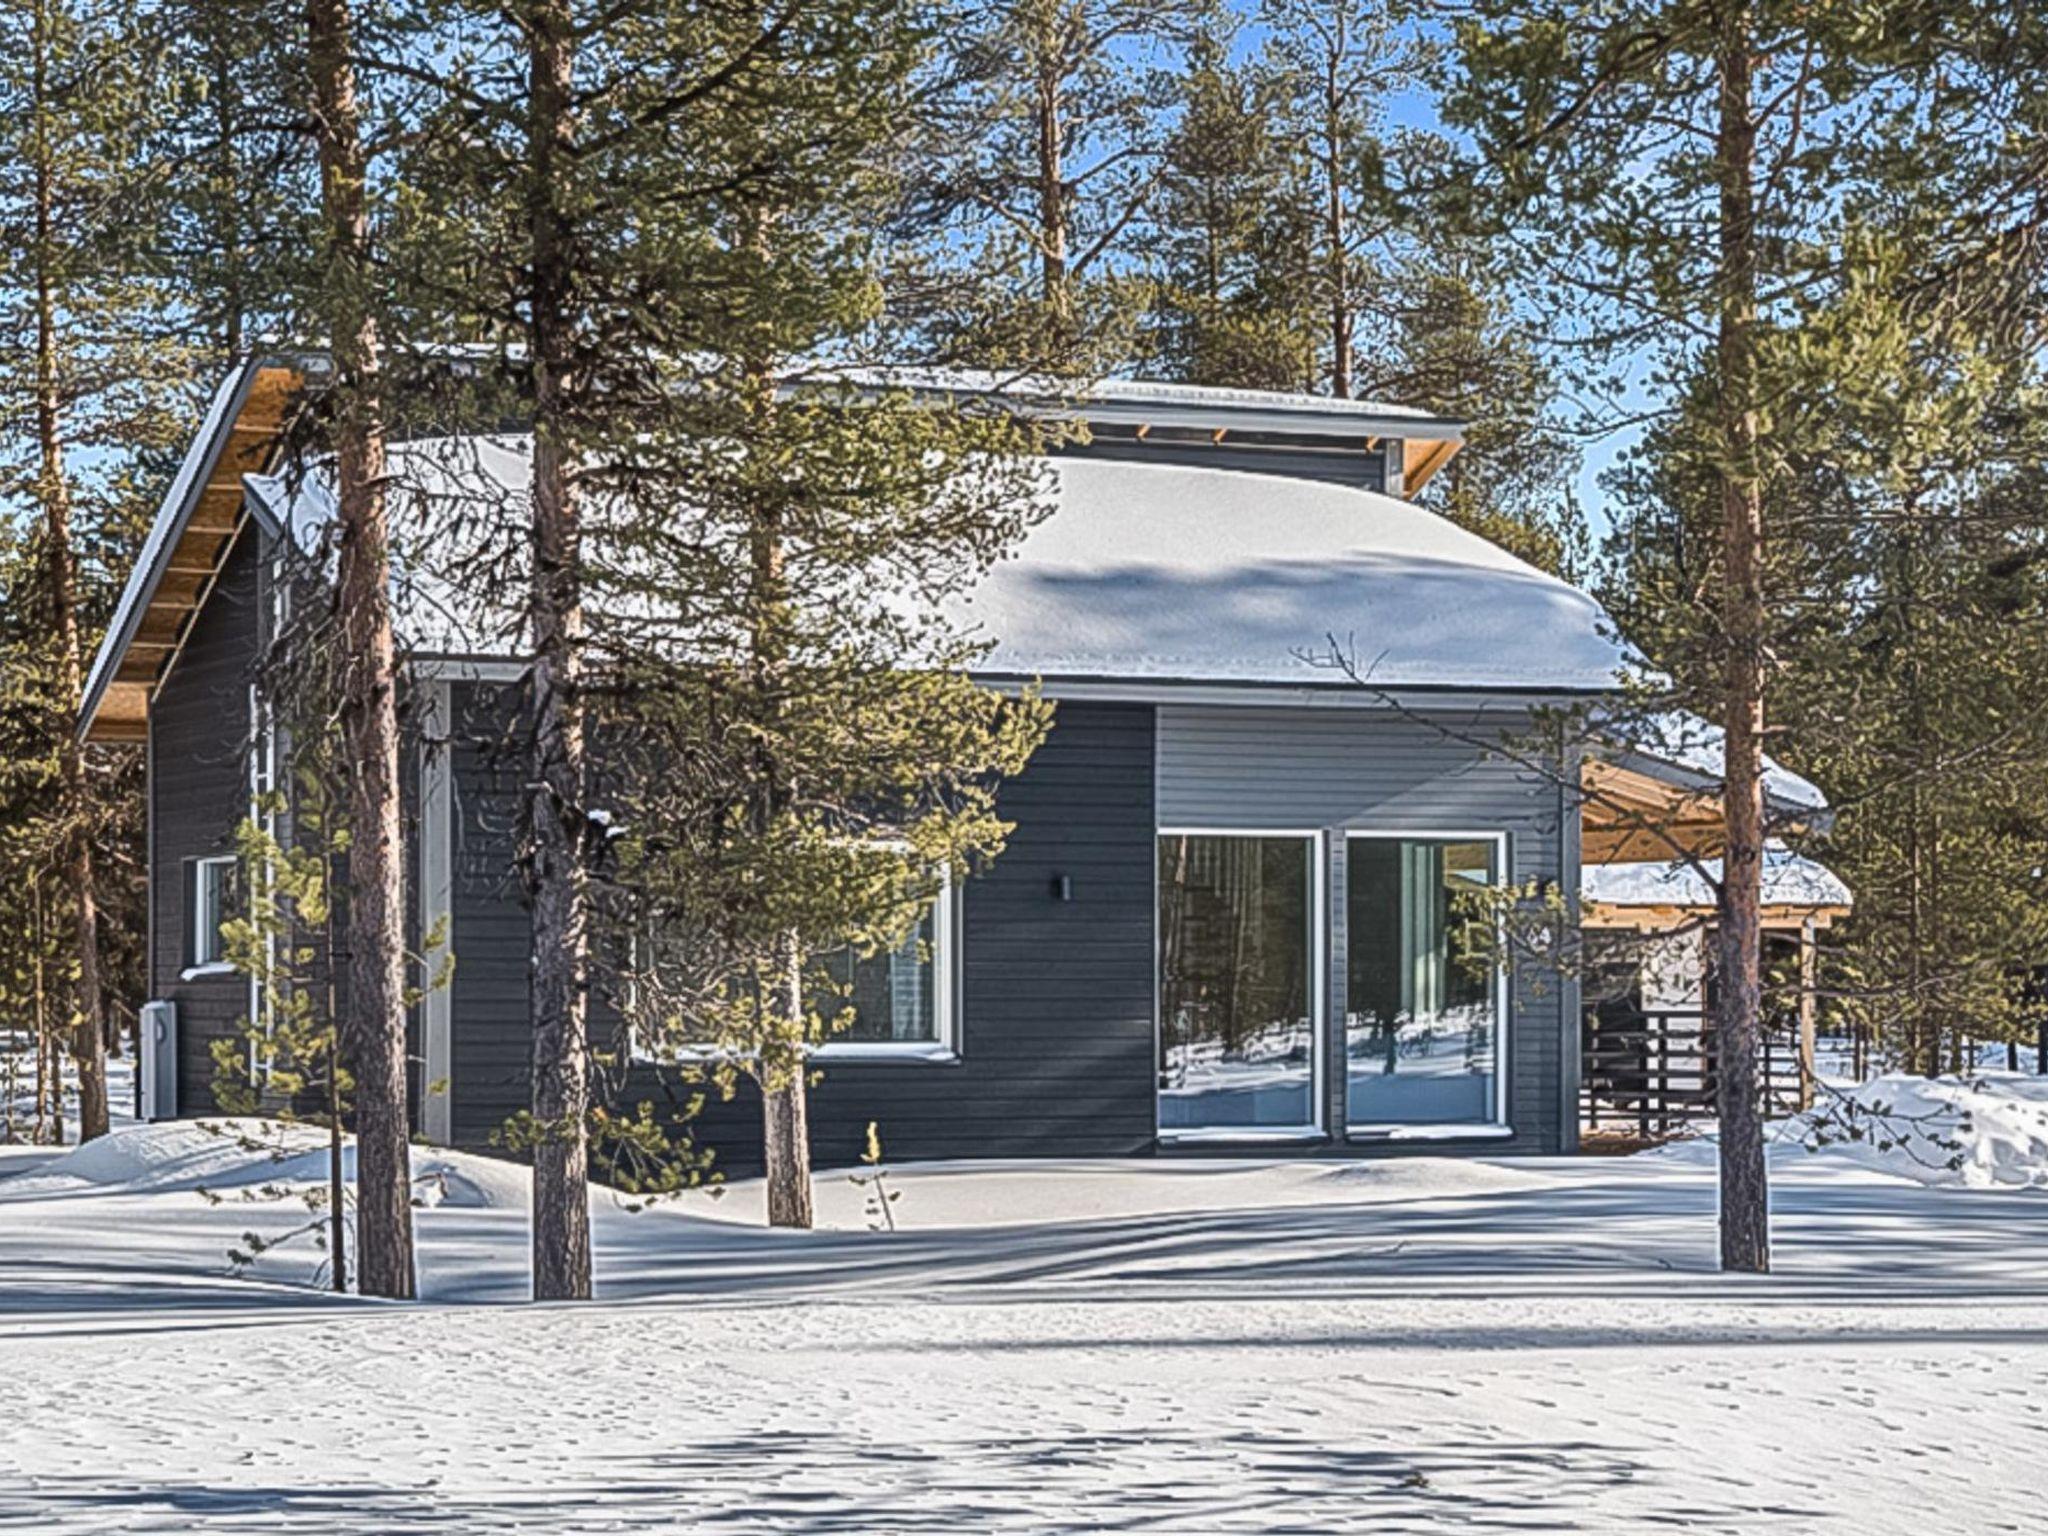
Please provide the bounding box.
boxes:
[1797,918,1817,1111]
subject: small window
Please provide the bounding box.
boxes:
[187,855,240,972]
[810,881,955,1055]
[627,876,958,1063]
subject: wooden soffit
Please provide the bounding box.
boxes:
[1580,758,1730,864]
[1403,436,1461,495]
[81,360,303,743]
[1581,900,1848,934]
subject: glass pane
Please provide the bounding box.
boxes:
[813,902,939,1044]
[196,860,238,965]
[1158,834,1316,1131]
[1346,838,1499,1126]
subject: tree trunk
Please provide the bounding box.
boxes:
[762,939,814,1229]
[325,849,348,1293]
[309,0,416,1300]
[29,0,109,1144]
[524,0,593,1303]
[1035,62,1069,318]
[1323,48,1350,399]
[1712,11,1769,1276]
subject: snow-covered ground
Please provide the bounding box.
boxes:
[1654,1069,2048,1189]
[3,1101,2046,1533]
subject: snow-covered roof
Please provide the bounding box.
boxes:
[842,367,1463,436]
[966,458,1629,691]
[1582,843,1852,911]
[245,441,1634,695]
[1602,711,1829,814]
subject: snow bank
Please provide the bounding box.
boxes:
[10,1119,529,1209]
[1653,1071,2048,1189]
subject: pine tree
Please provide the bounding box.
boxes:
[1356,249,1586,579]
[548,3,1057,1231]
[1602,234,2048,1081]
[916,0,1212,366]
[0,0,189,1142]
[1255,0,1426,399]
[306,0,416,1299]
[383,0,997,1287]
[157,0,316,356]
[1144,30,1318,389]
[1450,0,2048,1269]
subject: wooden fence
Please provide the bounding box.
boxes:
[1581,1005,1807,1138]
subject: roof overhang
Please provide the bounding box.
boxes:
[78,356,308,743]
[1581,754,1829,864]
[1581,899,1850,933]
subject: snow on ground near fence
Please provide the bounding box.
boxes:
[1652,1070,2048,1189]
[4,1115,2047,1532]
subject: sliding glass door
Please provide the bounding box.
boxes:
[1157,832,1319,1136]
[1345,835,1504,1130]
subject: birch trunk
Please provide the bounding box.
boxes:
[29,0,107,1143]
[524,0,593,1302]
[309,0,415,1298]
[1712,9,1769,1275]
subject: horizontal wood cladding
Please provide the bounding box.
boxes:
[443,692,1161,1166]
[1058,434,1389,493]
[149,525,259,1105]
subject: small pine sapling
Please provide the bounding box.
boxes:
[847,1121,900,1232]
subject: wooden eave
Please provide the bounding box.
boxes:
[1404,436,1461,495]
[80,362,302,743]
[1581,899,1849,934]
[1581,758,1730,863]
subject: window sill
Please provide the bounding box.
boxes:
[1157,1127,1327,1147]
[1346,1123,1515,1143]
[813,1043,960,1065]
[179,963,238,982]
[630,1043,961,1069]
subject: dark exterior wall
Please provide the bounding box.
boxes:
[446,681,534,1145]
[149,524,260,1109]
[662,700,1160,1172]
[1058,433,1388,493]
[442,691,1161,1167]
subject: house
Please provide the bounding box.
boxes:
[81,354,1825,1168]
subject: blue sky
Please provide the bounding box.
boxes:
[1214,1,1638,537]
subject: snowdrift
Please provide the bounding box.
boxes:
[9,1119,529,1210]
[1655,1071,2048,1189]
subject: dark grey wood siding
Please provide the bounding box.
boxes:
[1156,703,1576,1153]
[149,524,259,1107]
[442,692,1162,1167]
[1059,433,1388,492]
[446,682,533,1144]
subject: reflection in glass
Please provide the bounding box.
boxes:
[1158,834,1315,1131]
[1346,838,1499,1126]
[813,901,940,1044]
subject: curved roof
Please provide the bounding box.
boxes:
[962,458,1632,692]
[238,441,1634,696]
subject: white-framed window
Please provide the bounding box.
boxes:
[812,871,958,1062]
[1156,828,1324,1142]
[627,873,960,1066]
[1344,831,1510,1137]
[185,854,240,976]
